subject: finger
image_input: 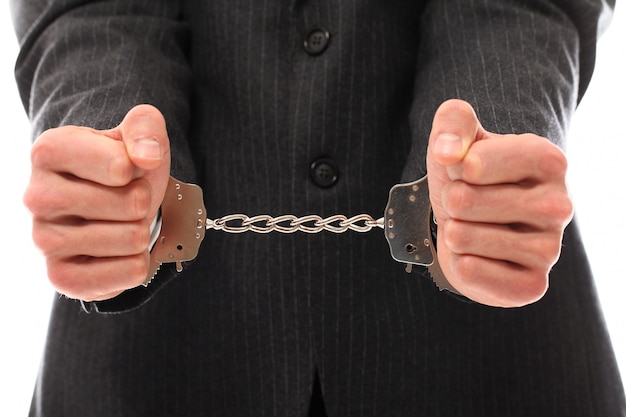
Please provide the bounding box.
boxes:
[442,219,564,270]
[446,133,568,185]
[46,253,150,301]
[443,252,549,307]
[428,99,485,166]
[25,175,152,222]
[441,181,573,229]
[33,218,151,259]
[31,127,135,187]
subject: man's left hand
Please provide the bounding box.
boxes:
[426,99,574,307]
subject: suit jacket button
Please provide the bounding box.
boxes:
[310,158,339,188]
[304,29,331,55]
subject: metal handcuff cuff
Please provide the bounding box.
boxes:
[146,175,460,295]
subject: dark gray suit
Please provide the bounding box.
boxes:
[12,0,625,415]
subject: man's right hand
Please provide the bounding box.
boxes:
[24,105,171,301]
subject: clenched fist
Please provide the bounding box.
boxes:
[24,105,171,301]
[427,100,574,307]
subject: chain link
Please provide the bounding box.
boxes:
[206,214,384,234]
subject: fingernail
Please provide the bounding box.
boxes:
[133,139,161,160]
[434,133,462,156]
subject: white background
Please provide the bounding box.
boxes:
[1,4,624,415]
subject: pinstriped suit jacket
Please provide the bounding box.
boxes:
[12,0,626,415]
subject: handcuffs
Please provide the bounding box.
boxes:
[146,175,459,295]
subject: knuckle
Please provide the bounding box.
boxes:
[555,193,574,223]
[453,255,482,287]
[443,220,468,253]
[125,253,150,287]
[31,224,65,256]
[536,234,565,267]
[23,185,43,216]
[30,128,67,169]
[107,154,135,185]
[127,180,152,219]
[23,182,65,218]
[30,135,53,169]
[458,152,483,181]
[46,260,82,298]
[519,271,549,304]
[444,181,474,218]
[537,191,574,228]
[537,141,568,178]
[127,222,151,253]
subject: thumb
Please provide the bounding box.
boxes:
[115,104,171,218]
[426,99,484,226]
[427,99,484,167]
[117,104,171,172]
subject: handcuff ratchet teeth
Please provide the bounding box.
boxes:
[383,176,460,294]
[145,177,206,286]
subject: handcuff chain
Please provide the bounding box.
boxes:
[148,175,457,295]
[206,214,384,234]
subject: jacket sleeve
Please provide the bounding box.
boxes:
[401,0,614,182]
[11,0,196,313]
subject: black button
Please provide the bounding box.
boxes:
[310,158,339,188]
[304,29,331,56]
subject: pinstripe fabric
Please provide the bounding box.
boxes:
[12,0,625,416]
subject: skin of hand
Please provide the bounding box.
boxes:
[427,99,574,307]
[23,104,171,301]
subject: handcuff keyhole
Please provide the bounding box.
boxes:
[177,244,183,251]
[405,244,417,253]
